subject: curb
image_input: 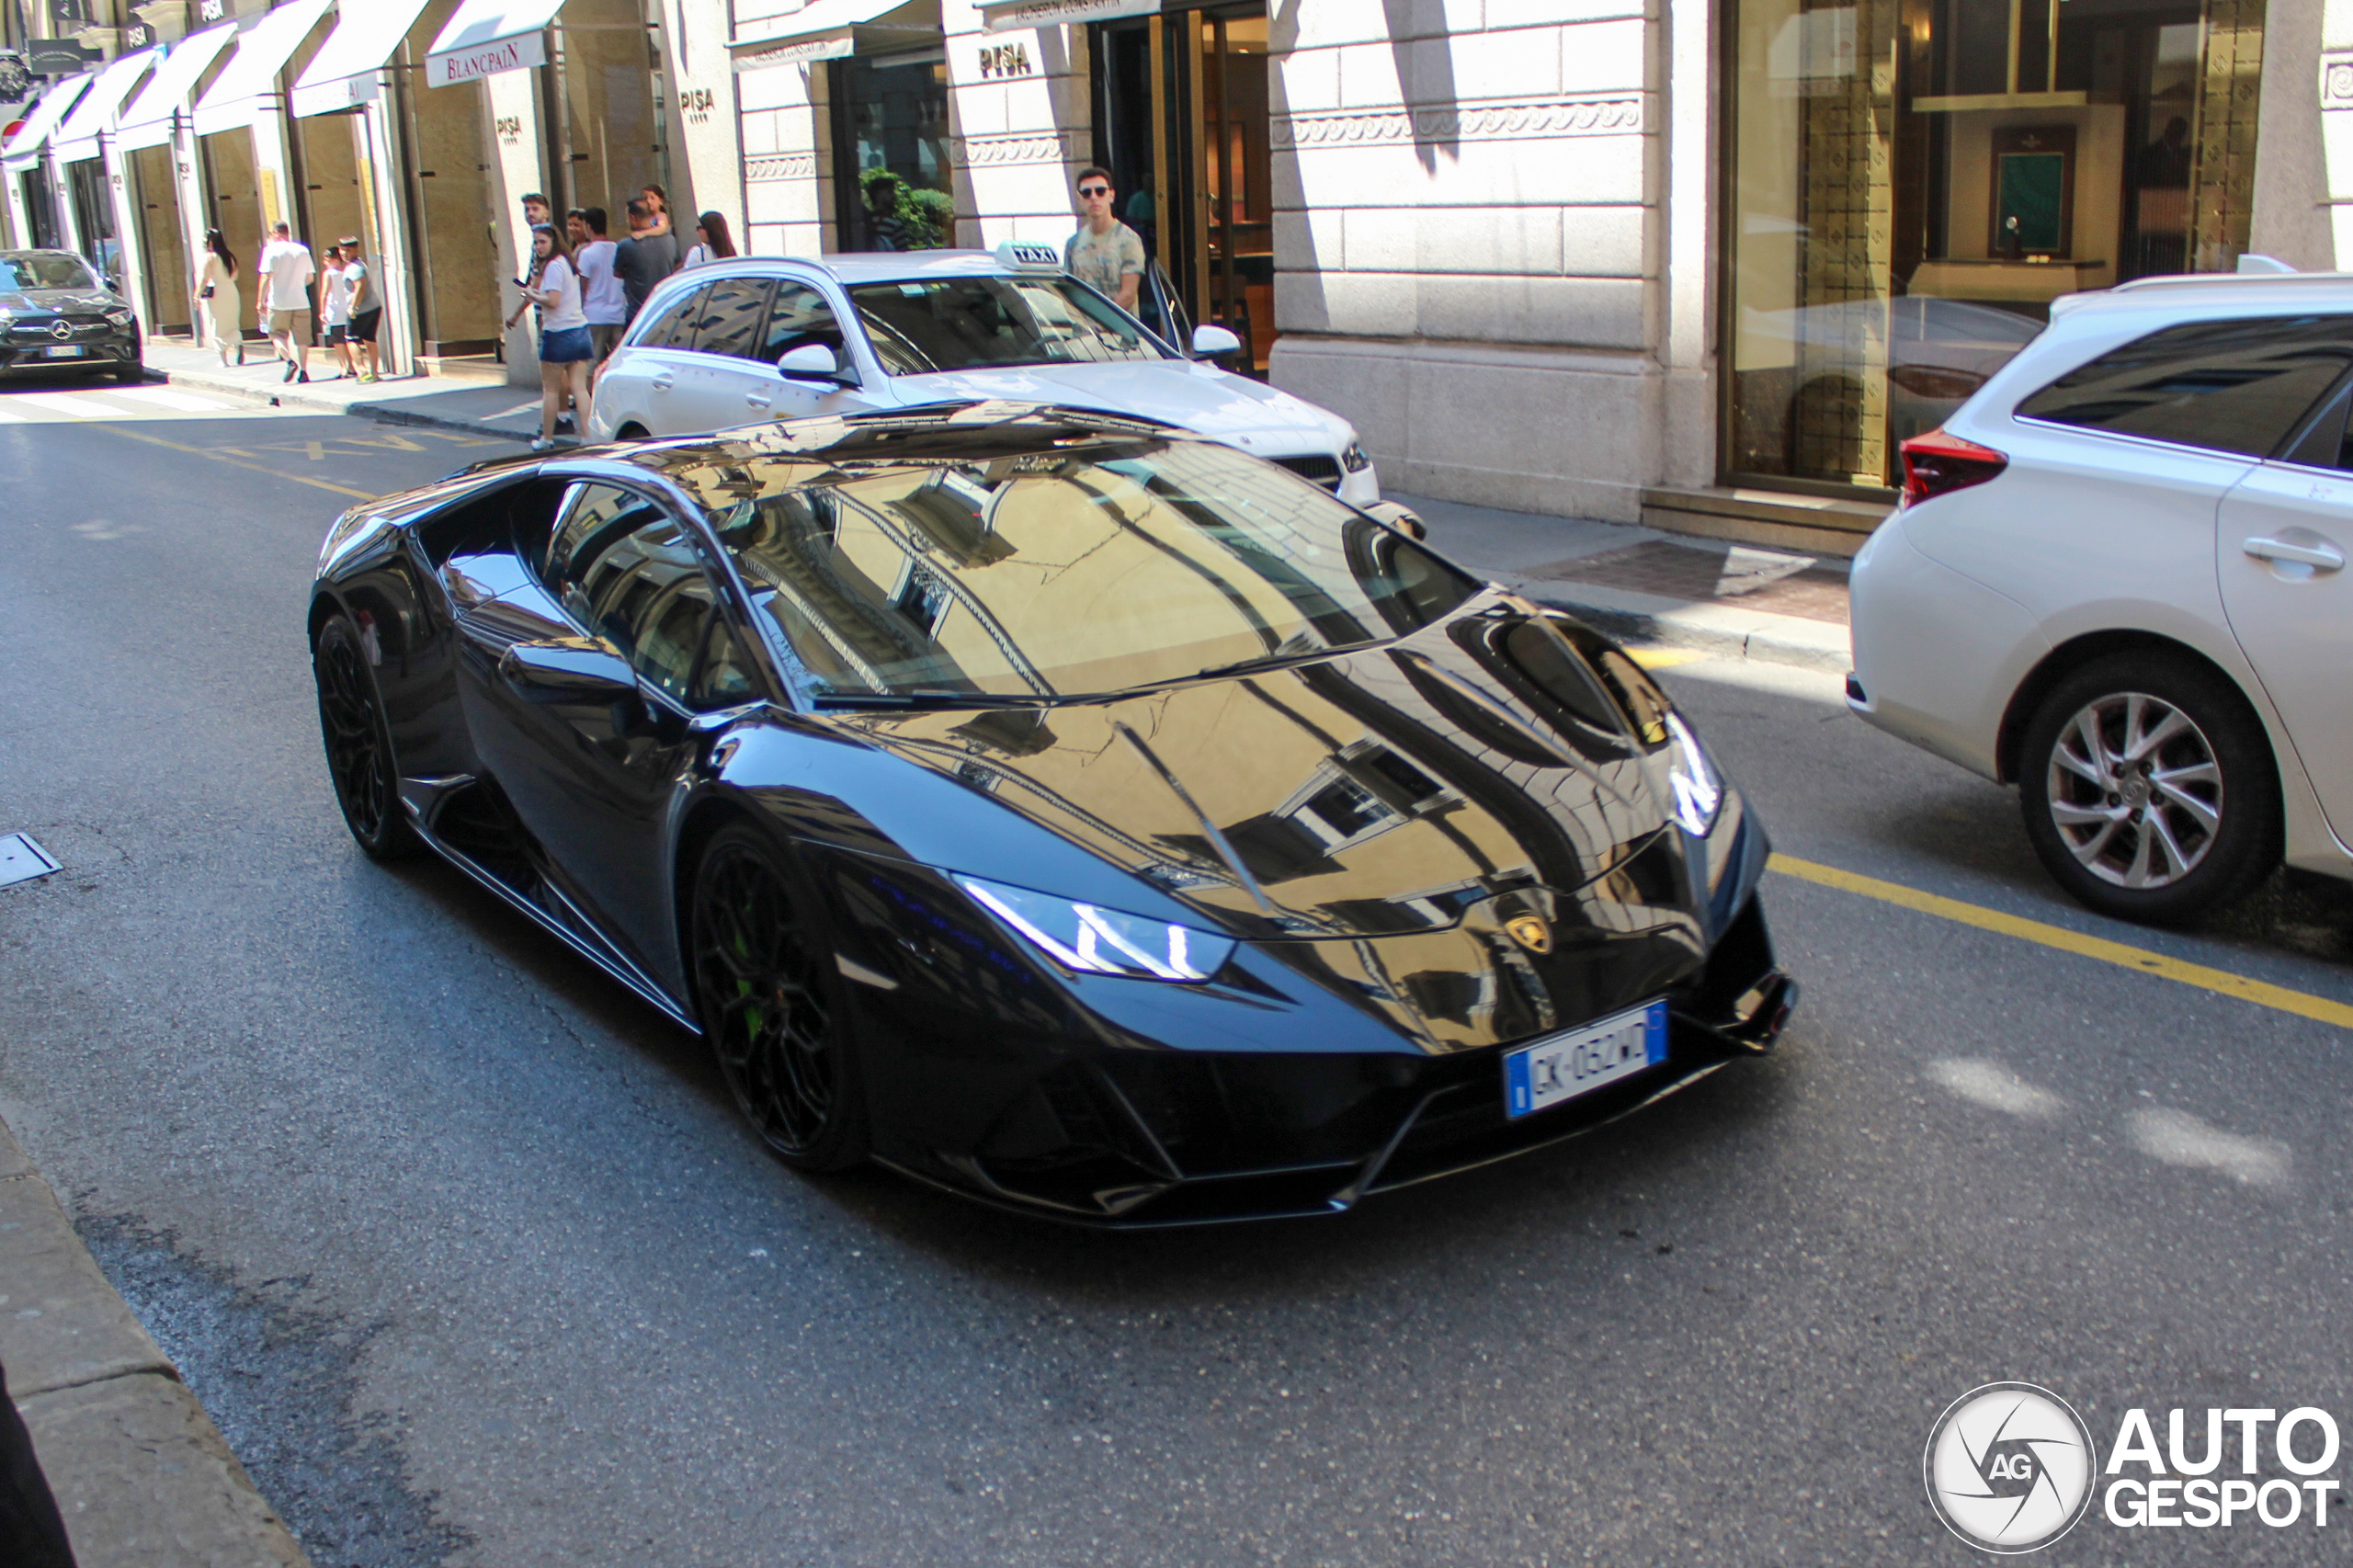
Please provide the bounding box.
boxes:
[144,363,528,445]
[1517,580,1852,675]
[0,1114,313,1568]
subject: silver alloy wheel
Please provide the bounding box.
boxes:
[2044,691,2222,890]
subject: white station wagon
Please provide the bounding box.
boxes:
[1850,270,2353,924]
[586,246,1381,507]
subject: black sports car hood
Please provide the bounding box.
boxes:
[830,608,1677,942]
[0,289,118,315]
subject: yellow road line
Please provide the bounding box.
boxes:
[1631,647,1706,670]
[1768,853,2353,1029]
[92,423,376,499]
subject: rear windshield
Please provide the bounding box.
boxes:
[710,440,1479,703]
[846,275,1167,375]
[0,254,97,291]
[2015,313,2353,458]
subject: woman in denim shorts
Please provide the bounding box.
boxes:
[509,224,594,450]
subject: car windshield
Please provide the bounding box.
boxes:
[846,275,1168,375]
[0,254,98,291]
[707,440,1479,703]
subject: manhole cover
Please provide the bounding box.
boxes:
[0,833,60,889]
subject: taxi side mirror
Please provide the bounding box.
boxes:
[779,343,844,381]
[1190,324,1243,360]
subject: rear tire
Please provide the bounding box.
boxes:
[690,823,870,1172]
[313,613,420,860]
[2018,652,2279,924]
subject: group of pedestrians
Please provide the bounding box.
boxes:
[506,184,738,450]
[188,222,380,384]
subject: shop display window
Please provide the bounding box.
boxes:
[831,51,952,252]
[1726,0,2268,490]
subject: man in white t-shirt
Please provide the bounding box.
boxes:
[256,222,315,384]
[568,206,626,364]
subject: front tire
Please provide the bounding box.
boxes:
[2018,652,2279,924]
[690,823,869,1172]
[313,613,419,860]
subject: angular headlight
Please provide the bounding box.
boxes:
[1662,710,1723,835]
[104,307,133,326]
[1340,438,1371,473]
[953,874,1236,983]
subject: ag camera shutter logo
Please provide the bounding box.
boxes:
[1925,1382,2097,1553]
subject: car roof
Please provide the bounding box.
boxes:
[688,250,1044,287]
[460,401,1187,502]
[2052,271,2353,322]
[0,249,92,262]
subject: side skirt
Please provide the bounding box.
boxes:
[406,816,703,1034]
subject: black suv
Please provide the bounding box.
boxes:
[0,249,141,381]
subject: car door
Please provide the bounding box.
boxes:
[741,278,873,421]
[2217,372,2353,842]
[672,275,774,433]
[610,284,710,437]
[467,482,745,982]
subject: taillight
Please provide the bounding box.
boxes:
[1899,429,2007,508]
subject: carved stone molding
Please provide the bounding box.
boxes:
[955,131,1073,168]
[2322,51,2353,109]
[1271,96,1645,151]
[745,153,818,183]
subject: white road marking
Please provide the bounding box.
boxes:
[104,384,238,412]
[0,404,24,422]
[8,392,132,419]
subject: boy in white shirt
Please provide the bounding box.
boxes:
[257,222,315,383]
[317,243,357,380]
[567,207,627,366]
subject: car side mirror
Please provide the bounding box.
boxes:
[499,640,638,704]
[1190,324,1243,360]
[779,343,846,382]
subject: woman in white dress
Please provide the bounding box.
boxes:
[197,229,243,366]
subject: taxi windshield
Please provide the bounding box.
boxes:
[708,440,1478,704]
[846,275,1169,376]
[0,254,98,291]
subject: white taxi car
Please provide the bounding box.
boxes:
[1848,269,2353,925]
[585,246,1381,506]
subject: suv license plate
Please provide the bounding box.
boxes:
[42,345,85,358]
[1504,1000,1667,1119]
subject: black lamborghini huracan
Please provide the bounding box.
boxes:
[309,404,1794,1224]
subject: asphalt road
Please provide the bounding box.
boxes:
[4,384,2350,1566]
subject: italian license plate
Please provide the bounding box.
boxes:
[1504,999,1667,1119]
[41,345,85,358]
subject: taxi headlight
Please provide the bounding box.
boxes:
[953,874,1236,983]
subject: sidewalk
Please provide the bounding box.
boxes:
[142,339,545,444]
[1392,491,1856,674]
[0,1114,311,1568]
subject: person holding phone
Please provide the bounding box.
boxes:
[510,223,593,451]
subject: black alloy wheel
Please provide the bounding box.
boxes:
[690,823,869,1171]
[313,613,419,860]
[2018,651,2279,924]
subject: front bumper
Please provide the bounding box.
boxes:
[0,322,138,372]
[854,887,1793,1227]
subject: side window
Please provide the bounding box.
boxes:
[2279,377,2353,472]
[633,286,708,351]
[629,579,717,705]
[759,282,847,365]
[544,483,665,602]
[2017,314,2353,459]
[693,618,762,710]
[691,278,773,359]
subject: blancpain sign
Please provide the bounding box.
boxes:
[428,30,547,86]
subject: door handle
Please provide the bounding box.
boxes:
[650,373,675,392]
[2244,534,2346,571]
[745,392,771,410]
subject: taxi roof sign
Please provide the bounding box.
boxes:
[995,240,1063,271]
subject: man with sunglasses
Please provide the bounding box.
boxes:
[1065,165,1144,312]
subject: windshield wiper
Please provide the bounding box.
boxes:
[1167,644,1359,687]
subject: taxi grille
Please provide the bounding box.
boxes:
[1272,454,1343,491]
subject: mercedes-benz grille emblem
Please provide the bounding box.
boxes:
[49,319,74,341]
